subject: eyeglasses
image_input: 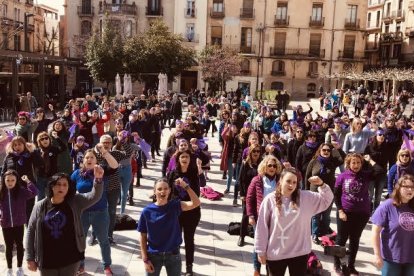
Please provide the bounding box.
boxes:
[39,137,49,142]
[400,154,410,158]
[321,148,331,152]
[252,150,261,153]
[296,131,303,133]
[401,185,414,191]
[267,164,277,168]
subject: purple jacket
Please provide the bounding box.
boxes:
[334,170,371,215]
[0,182,38,228]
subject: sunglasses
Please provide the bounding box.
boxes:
[400,154,410,158]
[401,185,414,191]
[267,164,277,168]
[296,131,303,133]
[252,150,261,153]
[377,134,384,136]
[18,117,26,121]
[321,148,331,152]
[39,137,49,142]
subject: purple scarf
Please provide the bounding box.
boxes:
[317,155,329,175]
[12,151,30,166]
[305,141,319,149]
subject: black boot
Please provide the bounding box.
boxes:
[185,265,193,276]
[237,236,245,247]
[135,178,141,187]
[128,196,134,206]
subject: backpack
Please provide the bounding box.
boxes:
[307,251,323,275]
[200,186,223,200]
[114,214,137,231]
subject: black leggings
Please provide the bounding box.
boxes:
[2,225,24,269]
[335,211,369,268]
[239,201,249,238]
[179,207,201,269]
[267,254,308,276]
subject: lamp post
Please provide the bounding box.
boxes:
[24,12,34,52]
[256,24,264,100]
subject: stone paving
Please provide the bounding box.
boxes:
[0,98,394,275]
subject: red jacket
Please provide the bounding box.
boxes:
[246,175,264,220]
[91,111,111,137]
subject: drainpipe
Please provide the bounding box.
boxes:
[328,0,337,92]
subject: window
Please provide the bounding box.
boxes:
[82,0,92,12]
[125,20,132,37]
[14,34,21,51]
[367,13,371,27]
[384,24,389,33]
[393,44,401,59]
[396,22,401,33]
[309,34,321,57]
[274,32,286,54]
[213,0,223,12]
[81,21,92,35]
[386,3,391,16]
[2,4,7,17]
[2,33,8,49]
[186,0,195,17]
[211,26,222,45]
[307,83,316,91]
[398,0,403,10]
[186,23,195,41]
[276,3,287,20]
[311,4,322,21]
[241,27,252,47]
[376,11,380,27]
[271,82,284,90]
[308,62,318,74]
[347,5,357,23]
[148,0,161,11]
[241,59,250,73]
[343,35,356,58]
[272,60,285,72]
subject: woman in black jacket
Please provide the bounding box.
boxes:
[237,144,262,247]
[364,129,389,212]
[305,142,345,244]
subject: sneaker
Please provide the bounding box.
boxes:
[108,237,116,245]
[16,267,24,276]
[348,266,359,276]
[5,269,12,276]
[312,235,321,245]
[104,266,113,276]
[88,236,98,246]
[128,197,135,206]
[223,189,229,195]
[77,266,85,275]
[232,199,238,207]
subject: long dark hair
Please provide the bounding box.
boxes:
[0,170,22,200]
[46,173,76,200]
[175,149,193,173]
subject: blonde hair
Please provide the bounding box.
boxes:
[350,118,363,133]
[257,155,282,176]
[397,149,412,165]
[344,153,364,169]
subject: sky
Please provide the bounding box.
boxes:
[36,0,65,16]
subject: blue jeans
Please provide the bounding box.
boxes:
[81,209,111,268]
[36,177,48,200]
[369,173,387,211]
[119,164,132,214]
[382,260,414,276]
[311,202,333,236]
[226,157,233,191]
[252,225,261,272]
[146,253,181,276]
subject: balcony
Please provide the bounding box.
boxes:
[307,72,319,78]
[269,47,325,58]
[240,8,254,19]
[271,70,286,76]
[184,8,196,18]
[338,50,366,61]
[309,17,324,28]
[392,10,405,20]
[210,8,225,18]
[274,16,289,27]
[380,31,403,43]
[382,12,392,23]
[182,33,199,43]
[99,3,137,16]
[77,6,94,17]
[344,18,359,30]
[146,7,163,16]
[240,69,251,76]
[405,27,414,38]
[409,1,414,11]
[240,45,255,54]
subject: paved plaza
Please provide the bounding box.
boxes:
[0,98,388,275]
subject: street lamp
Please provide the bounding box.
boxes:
[24,12,34,52]
[255,24,265,99]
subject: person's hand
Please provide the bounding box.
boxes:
[332,141,341,149]
[95,143,106,154]
[175,178,188,189]
[258,255,267,265]
[51,131,59,139]
[144,260,155,273]
[338,210,347,221]
[196,158,202,168]
[364,155,371,162]
[373,254,383,269]
[21,175,30,183]
[48,104,53,111]
[308,176,324,186]
[248,217,256,226]
[282,162,291,168]
[27,261,38,272]
[94,165,104,179]
[240,196,245,201]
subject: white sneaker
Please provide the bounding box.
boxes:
[15,267,24,276]
[5,269,13,276]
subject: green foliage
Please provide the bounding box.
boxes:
[85,23,124,86]
[124,20,197,82]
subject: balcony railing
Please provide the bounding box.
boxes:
[274,16,289,27]
[99,3,137,15]
[271,70,286,76]
[240,45,255,54]
[344,18,359,30]
[146,7,163,16]
[240,69,251,76]
[309,17,324,27]
[182,33,199,43]
[307,72,319,78]
[380,31,403,42]
[382,12,392,22]
[338,50,366,60]
[405,27,414,38]
[210,8,225,18]
[392,9,405,20]
[269,47,325,58]
[240,8,254,19]
[78,6,94,16]
[184,8,196,18]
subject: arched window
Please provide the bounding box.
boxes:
[307,83,316,91]
[271,60,285,76]
[241,59,250,74]
[271,81,284,90]
[81,20,92,36]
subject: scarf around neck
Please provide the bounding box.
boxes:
[305,141,318,149]
[317,155,330,175]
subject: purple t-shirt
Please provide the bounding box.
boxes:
[335,170,371,215]
[371,199,414,264]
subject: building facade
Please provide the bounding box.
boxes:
[365,0,414,71]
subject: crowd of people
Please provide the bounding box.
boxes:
[0,85,413,276]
